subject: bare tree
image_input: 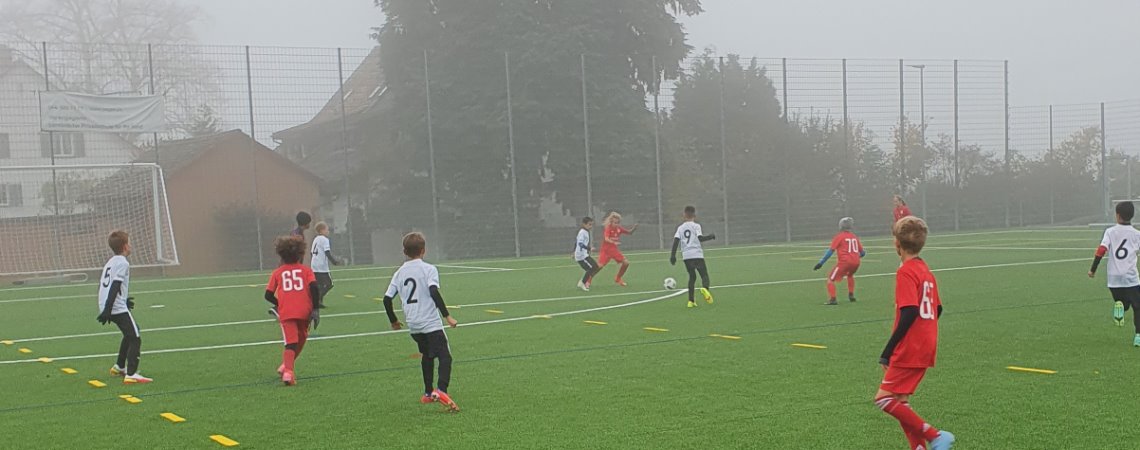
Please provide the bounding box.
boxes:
[0,0,219,139]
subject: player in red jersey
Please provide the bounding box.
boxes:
[874,216,955,450]
[264,236,321,386]
[893,195,913,223]
[597,212,637,286]
[813,217,865,305]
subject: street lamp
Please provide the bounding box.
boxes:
[907,64,927,217]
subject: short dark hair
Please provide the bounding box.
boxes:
[403,232,426,258]
[684,206,696,218]
[296,211,312,227]
[108,230,129,255]
[582,216,594,225]
[1118,201,1135,222]
[275,236,306,264]
[893,216,928,255]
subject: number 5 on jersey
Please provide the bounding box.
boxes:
[281,269,304,292]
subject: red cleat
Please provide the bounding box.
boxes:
[615,278,627,287]
[432,389,459,412]
[420,394,436,404]
[282,371,296,386]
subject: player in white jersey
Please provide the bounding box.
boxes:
[1089,201,1140,346]
[670,206,716,308]
[383,232,460,411]
[310,222,342,309]
[96,231,152,383]
[573,216,599,291]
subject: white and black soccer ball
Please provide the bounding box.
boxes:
[663,277,677,290]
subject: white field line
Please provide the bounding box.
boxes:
[865,246,1091,251]
[437,264,513,272]
[0,256,1086,358]
[0,291,687,365]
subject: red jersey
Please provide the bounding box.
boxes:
[266,263,316,321]
[889,257,941,368]
[893,205,912,222]
[829,231,863,264]
[600,224,630,252]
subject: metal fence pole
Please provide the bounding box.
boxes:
[581,54,593,218]
[953,59,960,231]
[782,57,790,242]
[40,42,63,272]
[899,59,906,195]
[244,46,264,271]
[1101,102,1109,221]
[1049,105,1055,224]
[842,58,849,216]
[423,50,441,251]
[505,52,521,258]
[652,56,664,249]
[147,44,163,264]
[718,56,729,245]
[1004,60,1011,228]
[335,48,356,264]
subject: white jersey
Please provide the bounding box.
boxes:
[311,235,332,273]
[574,228,591,261]
[385,259,444,334]
[674,221,705,260]
[97,255,130,315]
[1100,224,1140,288]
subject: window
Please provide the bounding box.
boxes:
[0,184,22,207]
[39,133,86,158]
[0,133,9,159]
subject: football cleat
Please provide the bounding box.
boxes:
[929,430,955,450]
[824,299,839,306]
[615,278,627,287]
[687,301,697,308]
[277,364,286,376]
[700,288,713,304]
[109,365,126,377]
[282,371,296,386]
[848,294,857,303]
[420,394,436,404]
[432,389,459,412]
[123,373,153,384]
[577,280,589,292]
[1114,301,1125,327]
[1133,334,1140,348]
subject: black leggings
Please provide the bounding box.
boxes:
[1109,287,1140,333]
[411,330,453,394]
[684,258,710,301]
[578,257,599,284]
[110,312,141,376]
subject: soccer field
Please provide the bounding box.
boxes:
[0,228,1130,449]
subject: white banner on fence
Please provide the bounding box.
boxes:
[39,92,165,133]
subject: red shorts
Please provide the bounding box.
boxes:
[280,319,310,346]
[598,248,626,266]
[828,261,860,282]
[880,366,927,395]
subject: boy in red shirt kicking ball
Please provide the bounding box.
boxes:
[875,216,955,450]
[264,236,321,386]
[598,212,637,286]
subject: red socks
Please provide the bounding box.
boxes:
[826,281,837,298]
[876,397,940,442]
[282,348,297,372]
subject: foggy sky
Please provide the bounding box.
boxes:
[194,0,1137,106]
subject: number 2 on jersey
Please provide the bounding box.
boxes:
[404,278,418,304]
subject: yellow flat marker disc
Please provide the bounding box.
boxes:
[209,435,240,447]
[792,343,828,350]
[88,380,107,388]
[710,334,741,340]
[18,348,32,354]
[160,412,187,423]
[583,320,608,325]
[343,294,356,299]
[124,396,142,404]
[1006,366,1057,375]
[60,368,78,375]
[643,327,669,332]
[484,309,504,314]
[1,340,13,345]
[37,357,53,363]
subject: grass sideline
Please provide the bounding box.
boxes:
[0,228,1127,449]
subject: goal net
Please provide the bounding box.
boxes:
[0,163,178,277]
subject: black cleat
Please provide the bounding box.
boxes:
[848,295,857,303]
[824,299,838,306]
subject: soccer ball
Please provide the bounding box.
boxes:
[663,277,677,290]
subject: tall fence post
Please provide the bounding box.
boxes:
[718,56,729,245]
[505,52,521,258]
[581,54,593,219]
[652,56,664,249]
[782,57,791,242]
[335,48,356,264]
[1004,60,1011,228]
[899,59,906,195]
[953,59,960,231]
[40,42,63,273]
[147,43,163,264]
[423,50,441,252]
[244,46,264,271]
[842,58,849,217]
[1102,102,1109,222]
[1048,105,1055,224]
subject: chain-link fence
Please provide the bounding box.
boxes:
[1,41,1138,275]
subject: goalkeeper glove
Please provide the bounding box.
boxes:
[97,311,111,325]
[126,297,135,310]
[309,310,320,330]
[813,263,823,271]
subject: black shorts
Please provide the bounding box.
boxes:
[578,257,598,272]
[684,258,707,273]
[315,272,334,294]
[1109,286,1140,305]
[411,330,451,358]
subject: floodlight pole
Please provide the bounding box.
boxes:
[907,64,926,218]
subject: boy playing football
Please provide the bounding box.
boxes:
[598,212,637,286]
[670,206,715,308]
[311,221,342,309]
[1088,201,1140,346]
[383,232,460,412]
[97,230,152,384]
[875,216,955,450]
[265,236,321,386]
[814,217,866,305]
[574,217,599,291]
